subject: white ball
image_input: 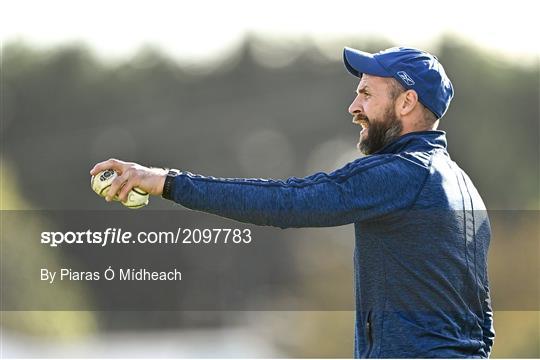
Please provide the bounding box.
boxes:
[91,169,149,209]
[122,187,149,209]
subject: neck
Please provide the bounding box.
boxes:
[400,117,439,135]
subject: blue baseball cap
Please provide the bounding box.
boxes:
[343,46,454,119]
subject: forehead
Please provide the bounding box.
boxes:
[357,74,390,91]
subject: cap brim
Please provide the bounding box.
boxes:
[343,47,391,78]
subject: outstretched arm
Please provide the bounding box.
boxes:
[90,155,427,228]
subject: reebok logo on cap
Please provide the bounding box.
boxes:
[397,71,415,86]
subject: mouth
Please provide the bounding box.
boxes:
[353,116,370,132]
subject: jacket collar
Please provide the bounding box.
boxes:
[375,130,448,155]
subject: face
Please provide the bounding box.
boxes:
[348,74,403,155]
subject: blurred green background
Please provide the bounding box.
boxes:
[1,30,539,359]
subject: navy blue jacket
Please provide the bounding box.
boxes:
[164,131,495,358]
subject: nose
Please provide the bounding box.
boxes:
[348,94,362,116]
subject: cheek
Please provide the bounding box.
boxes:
[366,99,389,119]
[363,100,377,118]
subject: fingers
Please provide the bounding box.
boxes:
[117,179,136,203]
[90,158,126,176]
[106,171,130,202]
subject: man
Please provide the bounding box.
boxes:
[91,47,495,358]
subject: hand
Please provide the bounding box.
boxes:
[90,159,168,202]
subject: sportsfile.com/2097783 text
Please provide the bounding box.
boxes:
[40,228,253,247]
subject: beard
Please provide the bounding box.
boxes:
[356,104,403,155]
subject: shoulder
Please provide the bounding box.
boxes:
[337,153,430,183]
[394,149,442,170]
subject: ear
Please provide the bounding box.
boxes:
[396,89,418,117]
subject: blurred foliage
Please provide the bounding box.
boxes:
[1,36,539,357]
[1,158,98,337]
[2,37,537,211]
[491,311,539,357]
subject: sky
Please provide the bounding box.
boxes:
[2,0,539,64]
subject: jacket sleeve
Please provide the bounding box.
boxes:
[164,155,428,228]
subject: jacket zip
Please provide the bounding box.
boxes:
[366,311,374,357]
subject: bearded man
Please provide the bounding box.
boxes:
[91,46,495,358]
